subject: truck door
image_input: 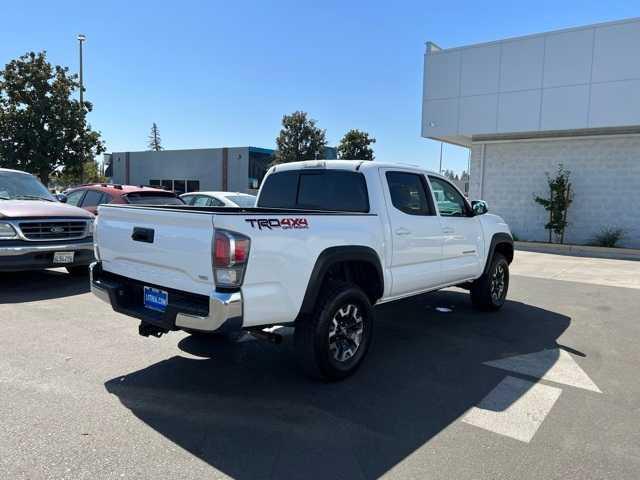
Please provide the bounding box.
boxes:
[380,169,444,296]
[427,176,483,283]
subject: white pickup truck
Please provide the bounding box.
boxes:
[90,160,513,380]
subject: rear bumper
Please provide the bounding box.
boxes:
[0,239,94,271]
[90,262,243,333]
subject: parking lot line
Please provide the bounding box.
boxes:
[462,376,563,443]
[483,348,602,393]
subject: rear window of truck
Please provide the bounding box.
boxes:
[258,170,369,212]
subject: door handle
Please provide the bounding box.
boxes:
[395,228,411,236]
[442,227,455,234]
[132,227,155,243]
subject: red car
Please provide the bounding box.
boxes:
[61,184,184,215]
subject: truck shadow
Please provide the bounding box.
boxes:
[0,269,90,304]
[105,289,570,479]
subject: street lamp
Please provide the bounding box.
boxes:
[77,34,86,110]
[77,34,86,183]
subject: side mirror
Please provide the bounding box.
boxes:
[471,200,488,215]
[56,193,68,203]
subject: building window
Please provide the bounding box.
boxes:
[248,149,273,190]
[186,180,200,192]
[148,179,200,192]
[173,180,186,194]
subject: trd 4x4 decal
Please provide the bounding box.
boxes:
[245,218,309,230]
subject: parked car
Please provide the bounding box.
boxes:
[60,184,184,215]
[0,168,95,274]
[90,160,513,380]
[180,191,256,208]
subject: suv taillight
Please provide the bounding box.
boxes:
[213,229,250,288]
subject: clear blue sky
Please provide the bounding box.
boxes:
[1,0,636,173]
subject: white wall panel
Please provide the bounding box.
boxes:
[423,18,640,141]
[422,98,459,136]
[540,85,589,130]
[425,51,460,99]
[543,29,594,87]
[497,90,541,133]
[592,22,640,83]
[459,94,498,134]
[589,79,640,127]
[460,45,500,96]
[499,37,545,92]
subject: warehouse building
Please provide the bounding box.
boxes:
[109,146,338,194]
[422,17,640,247]
[109,146,273,194]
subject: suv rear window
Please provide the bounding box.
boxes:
[258,170,369,212]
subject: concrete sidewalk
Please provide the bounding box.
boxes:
[511,250,640,290]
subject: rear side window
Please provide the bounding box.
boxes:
[386,172,434,216]
[81,190,103,208]
[65,190,85,206]
[258,170,369,212]
[181,195,196,205]
[193,196,211,207]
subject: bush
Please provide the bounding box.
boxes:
[590,228,624,248]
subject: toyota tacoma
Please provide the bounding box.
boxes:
[90,160,513,380]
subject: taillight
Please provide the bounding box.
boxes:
[213,229,250,288]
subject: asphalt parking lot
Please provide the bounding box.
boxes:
[1,251,639,480]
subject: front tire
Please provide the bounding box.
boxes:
[470,252,509,311]
[294,282,374,381]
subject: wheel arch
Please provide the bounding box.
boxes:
[483,232,514,275]
[298,246,384,317]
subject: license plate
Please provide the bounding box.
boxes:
[53,251,74,264]
[144,286,168,312]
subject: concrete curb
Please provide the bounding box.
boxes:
[515,241,640,261]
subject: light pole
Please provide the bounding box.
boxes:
[77,34,86,183]
[439,142,443,174]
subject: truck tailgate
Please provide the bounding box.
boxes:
[97,206,214,296]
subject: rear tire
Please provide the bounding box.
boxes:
[294,281,374,381]
[66,265,89,276]
[470,252,509,311]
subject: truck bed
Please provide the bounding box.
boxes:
[96,204,383,328]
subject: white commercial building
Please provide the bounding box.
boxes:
[422,17,640,247]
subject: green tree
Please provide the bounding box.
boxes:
[337,129,376,160]
[55,159,106,187]
[534,164,574,244]
[148,122,163,151]
[0,51,105,185]
[273,111,327,164]
[442,169,459,181]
